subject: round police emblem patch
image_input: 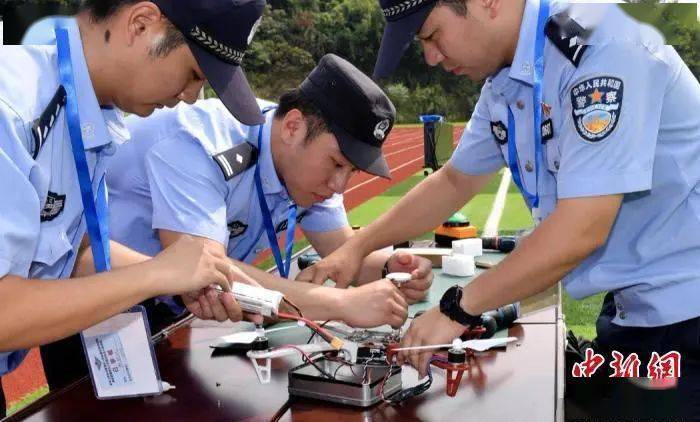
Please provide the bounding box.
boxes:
[570,76,623,143]
[374,119,391,141]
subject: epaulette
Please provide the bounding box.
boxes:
[212,142,258,181]
[545,13,589,67]
[31,85,66,159]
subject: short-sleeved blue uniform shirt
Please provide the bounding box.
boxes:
[450,1,700,327]
[0,20,128,375]
[107,99,348,264]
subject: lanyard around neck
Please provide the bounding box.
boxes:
[56,26,111,273]
[253,107,297,278]
[506,0,550,210]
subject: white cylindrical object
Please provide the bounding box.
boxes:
[452,238,483,256]
[442,254,475,277]
[386,272,412,285]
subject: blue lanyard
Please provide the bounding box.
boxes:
[56,27,111,273]
[253,110,297,278]
[506,0,550,210]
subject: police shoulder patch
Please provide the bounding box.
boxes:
[490,121,508,145]
[570,76,623,143]
[545,13,589,67]
[213,143,258,181]
[40,191,66,222]
[228,220,248,238]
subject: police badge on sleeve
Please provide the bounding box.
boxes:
[571,76,623,143]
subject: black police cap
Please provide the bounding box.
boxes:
[300,54,396,179]
[152,0,266,125]
[374,0,438,79]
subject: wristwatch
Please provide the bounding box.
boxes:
[439,285,483,327]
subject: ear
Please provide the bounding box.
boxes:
[280,109,309,147]
[123,1,164,47]
[484,0,501,19]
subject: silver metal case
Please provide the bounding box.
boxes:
[288,358,402,407]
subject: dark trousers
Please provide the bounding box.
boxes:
[568,292,700,421]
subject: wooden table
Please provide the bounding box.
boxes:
[7,251,565,421]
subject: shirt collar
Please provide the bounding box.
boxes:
[251,110,286,197]
[53,19,114,151]
[508,0,544,86]
[488,0,550,101]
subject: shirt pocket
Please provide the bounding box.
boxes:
[31,226,74,270]
[544,136,561,175]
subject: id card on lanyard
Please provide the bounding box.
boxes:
[55,26,163,399]
[506,0,550,221]
[254,107,297,278]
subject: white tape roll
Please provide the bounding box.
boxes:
[442,254,475,277]
[452,238,483,257]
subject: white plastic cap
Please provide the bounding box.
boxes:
[386,272,412,283]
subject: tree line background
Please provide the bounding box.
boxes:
[2,0,698,123]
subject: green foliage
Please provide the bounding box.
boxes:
[247,1,698,124]
[245,0,482,123]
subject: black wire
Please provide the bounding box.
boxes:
[302,353,335,380]
[306,320,330,344]
[383,359,435,404]
[282,297,304,318]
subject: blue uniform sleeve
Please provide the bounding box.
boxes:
[299,193,349,232]
[555,42,670,198]
[448,84,505,175]
[0,101,41,278]
[145,137,230,246]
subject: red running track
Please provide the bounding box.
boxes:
[1,125,465,408]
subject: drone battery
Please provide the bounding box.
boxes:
[288,358,402,407]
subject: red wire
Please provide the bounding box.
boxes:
[277,312,335,342]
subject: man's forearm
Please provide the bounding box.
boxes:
[460,196,621,315]
[0,263,163,350]
[73,239,152,277]
[351,166,492,256]
[234,259,343,320]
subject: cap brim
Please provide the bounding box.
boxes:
[373,4,435,80]
[330,121,391,179]
[188,41,264,125]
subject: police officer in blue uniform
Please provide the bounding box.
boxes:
[107,53,430,330]
[0,0,266,412]
[309,1,700,418]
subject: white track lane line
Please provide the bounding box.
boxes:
[483,169,512,237]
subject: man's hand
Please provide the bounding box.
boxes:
[338,279,409,329]
[151,237,263,324]
[386,252,433,304]
[398,306,466,378]
[150,236,238,293]
[182,260,264,324]
[299,243,365,287]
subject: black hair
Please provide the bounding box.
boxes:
[274,88,332,143]
[80,0,185,56]
[438,0,468,16]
